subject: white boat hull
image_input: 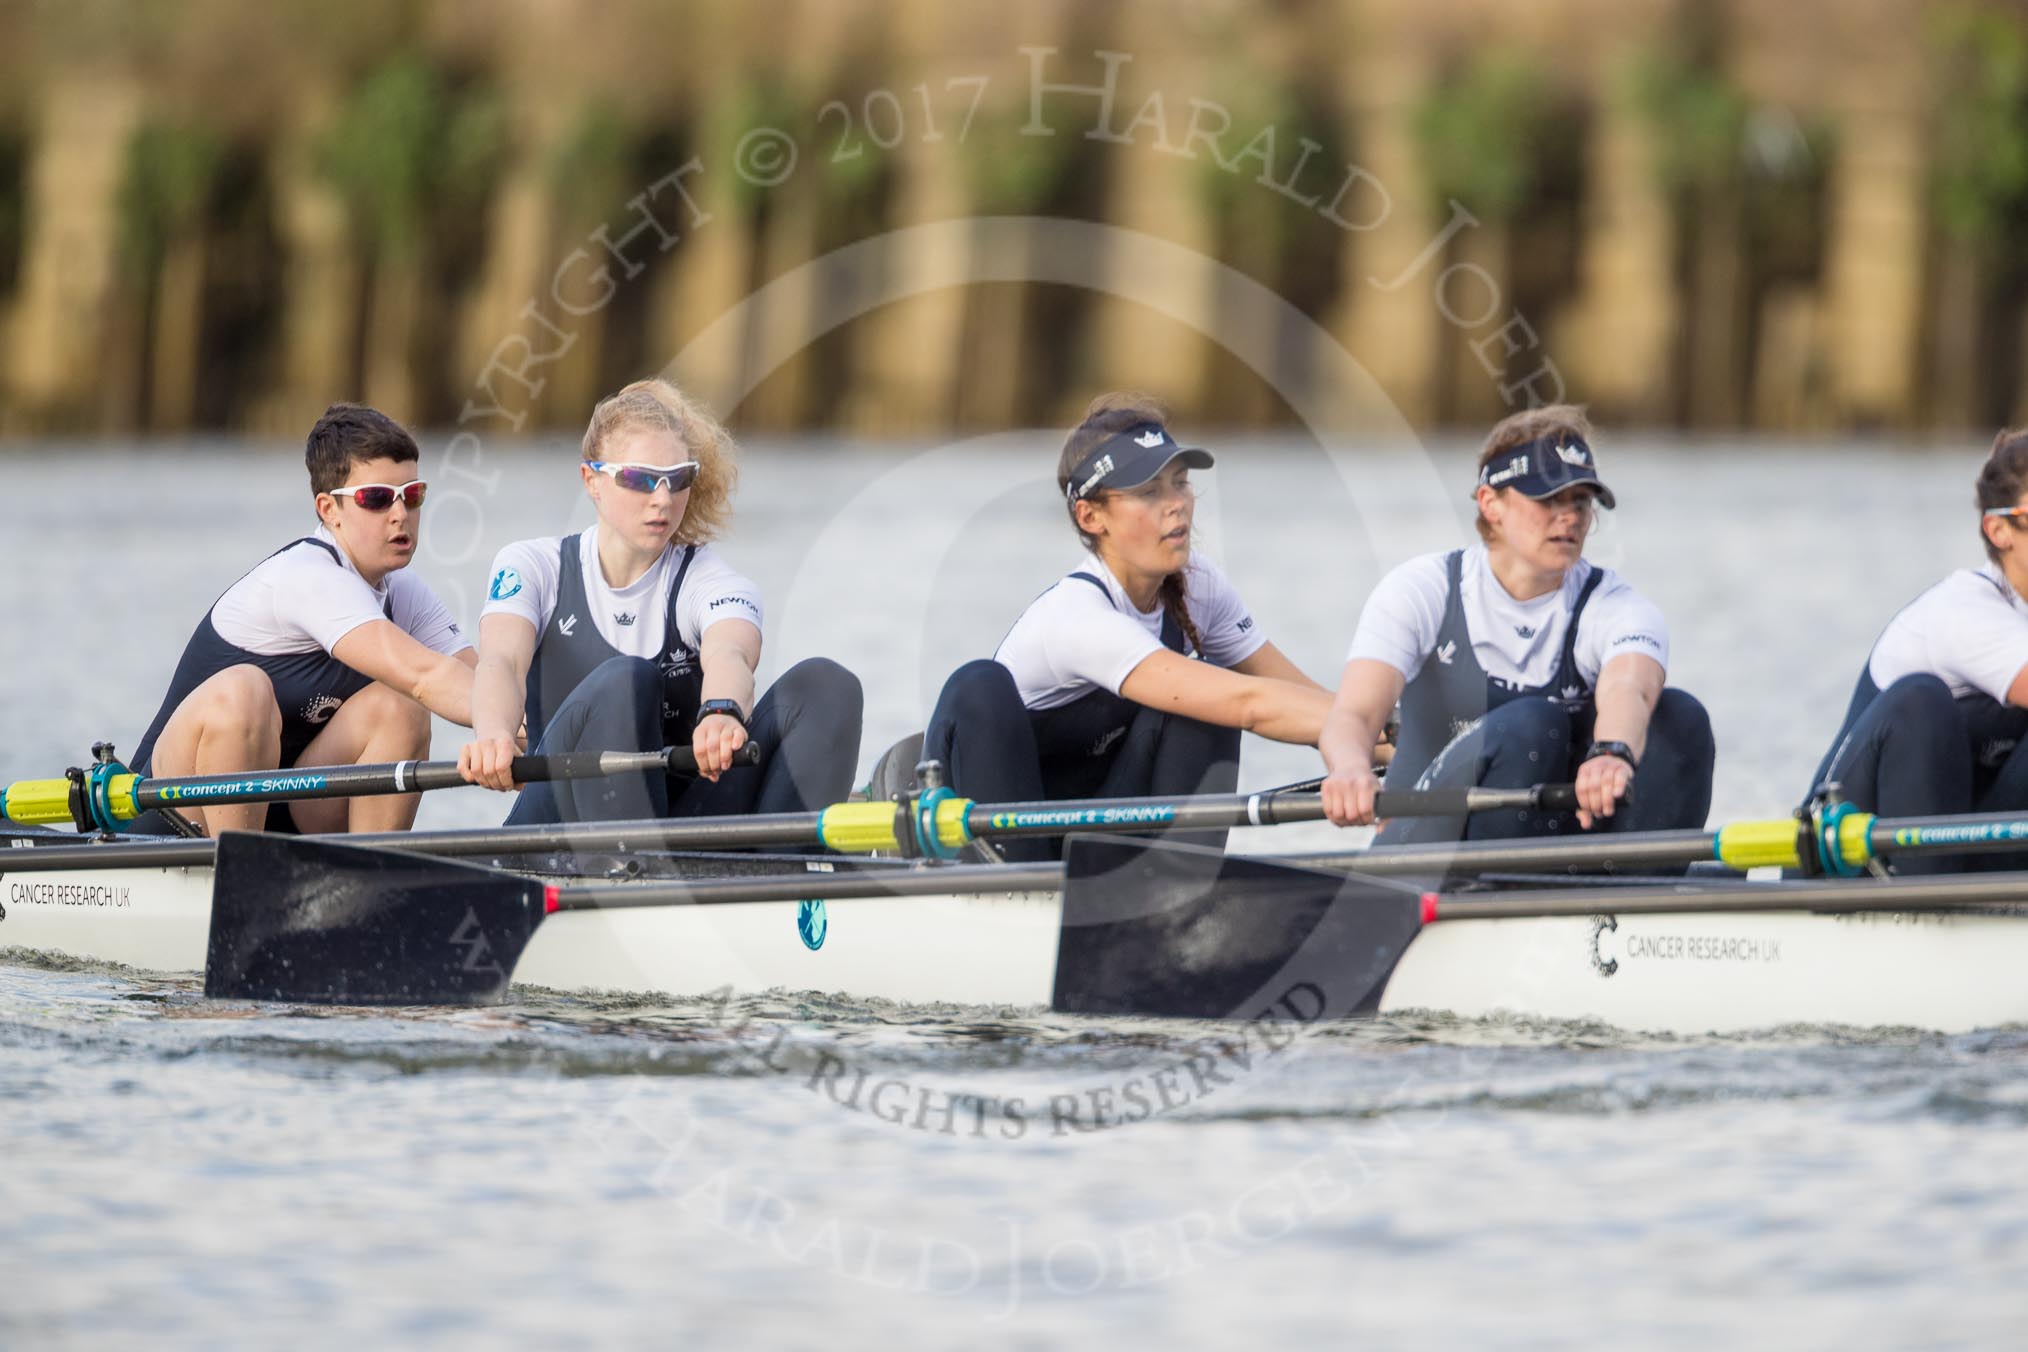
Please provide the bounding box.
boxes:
[1381,908,2028,1034]
[7,854,2028,1034]
[518,891,1064,1007]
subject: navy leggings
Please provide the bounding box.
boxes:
[922,659,1240,862]
[1813,674,2028,874]
[505,655,863,825]
[1377,688,1715,846]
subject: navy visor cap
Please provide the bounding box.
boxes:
[1064,423,1215,501]
[1475,434,1616,510]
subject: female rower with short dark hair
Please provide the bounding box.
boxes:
[130,403,477,836]
[921,392,1337,861]
[459,378,862,823]
[1804,429,2028,872]
[1320,405,1714,841]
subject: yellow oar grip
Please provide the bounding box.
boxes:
[2,778,75,825]
[1714,819,1801,870]
[2,773,141,827]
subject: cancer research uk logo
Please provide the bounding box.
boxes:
[301,694,343,725]
[489,567,522,601]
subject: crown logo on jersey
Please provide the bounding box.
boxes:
[1560,684,1584,701]
[1134,429,1165,449]
[614,611,636,626]
[1514,623,1537,639]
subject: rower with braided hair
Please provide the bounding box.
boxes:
[922,392,1337,861]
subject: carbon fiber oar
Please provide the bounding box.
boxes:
[3,779,1578,867]
[1,744,758,832]
[1295,807,2028,878]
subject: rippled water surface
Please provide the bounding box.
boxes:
[4,439,2027,1345]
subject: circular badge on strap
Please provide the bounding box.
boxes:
[797,898,828,951]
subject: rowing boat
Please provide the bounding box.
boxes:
[0,827,1059,1004]
[8,823,2028,1035]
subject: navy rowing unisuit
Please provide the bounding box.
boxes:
[132,532,468,774]
[923,553,1258,861]
[1351,545,1713,846]
[1810,564,2028,871]
[482,528,861,824]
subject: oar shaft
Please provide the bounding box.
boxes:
[1294,829,1721,877]
[0,811,832,869]
[547,862,1065,910]
[2,745,755,828]
[961,784,1580,839]
[1869,813,2028,856]
[0,782,1592,871]
[525,856,2028,918]
[136,747,700,811]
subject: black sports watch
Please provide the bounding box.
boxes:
[1583,740,1639,770]
[696,699,747,729]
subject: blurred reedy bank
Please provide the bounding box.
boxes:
[0,0,2024,438]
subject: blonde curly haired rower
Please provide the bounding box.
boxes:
[460,378,862,823]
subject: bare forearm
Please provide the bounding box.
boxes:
[1235,643,1332,696]
[701,652,756,714]
[1242,682,1334,745]
[412,654,476,728]
[471,656,526,742]
[1592,673,1661,757]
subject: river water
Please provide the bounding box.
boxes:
[3,437,2026,1345]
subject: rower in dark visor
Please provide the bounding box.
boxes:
[1321,404,1714,848]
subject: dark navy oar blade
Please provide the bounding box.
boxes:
[1052,835,1427,1020]
[206,831,548,1005]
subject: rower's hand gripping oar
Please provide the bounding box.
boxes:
[0,741,761,832]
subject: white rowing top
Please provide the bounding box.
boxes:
[482,529,763,657]
[1347,545,1669,687]
[994,551,1267,711]
[1868,563,2028,702]
[211,526,470,659]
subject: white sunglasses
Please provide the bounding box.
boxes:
[326,480,427,511]
[588,461,700,494]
